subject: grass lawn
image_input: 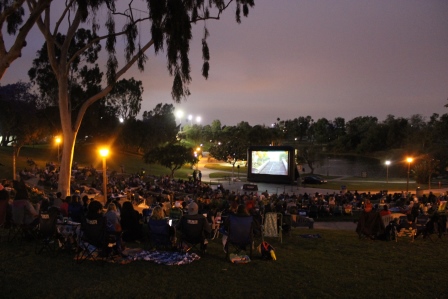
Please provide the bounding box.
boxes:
[0,228,446,299]
[0,144,195,181]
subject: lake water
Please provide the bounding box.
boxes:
[310,154,408,178]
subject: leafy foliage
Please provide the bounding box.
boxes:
[120,103,178,153]
[0,82,49,148]
[106,78,143,121]
[143,143,198,177]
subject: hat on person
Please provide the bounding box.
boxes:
[0,183,3,191]
[188,202,198,215]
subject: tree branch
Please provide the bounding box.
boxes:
[66,17,150,67]
[73,38,154,132]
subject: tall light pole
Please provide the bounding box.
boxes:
[55,136,61,164]
[385,160,391,184]
[406,157,413,193]
[12,142,17,181]
[99,148,109,204]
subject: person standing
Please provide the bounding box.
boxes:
[0,183,9,202]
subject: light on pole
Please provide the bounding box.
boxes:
[406,157,413,193]
[55,136,62,164]
[12,142,17,180]
[175,110,184,130]
[385,160,391,184]
[99,148,109,203]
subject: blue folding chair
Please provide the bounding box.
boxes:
[225,214,254,260]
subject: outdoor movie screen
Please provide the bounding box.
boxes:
[247,146,295,184]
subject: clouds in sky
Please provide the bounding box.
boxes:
[3,0,448,126]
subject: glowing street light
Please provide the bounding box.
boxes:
[12,142,17,180]
[406,157,413,193]
[55,136,62,164]
[385,160,391,184]
[175,110,184,121]
[195,116,201,124]
[188,114,193,125]
[99,148,109,203]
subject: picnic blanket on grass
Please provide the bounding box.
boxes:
[123,248,201,265]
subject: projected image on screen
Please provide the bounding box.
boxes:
[251,150,289,176]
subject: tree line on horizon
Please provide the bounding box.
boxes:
[1,80,447,183]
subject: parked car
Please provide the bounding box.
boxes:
[302,175,327,184]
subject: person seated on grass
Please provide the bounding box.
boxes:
[11,180,40,239]
[120,201,142,242]
[85,200,104,221]
[81,195,91,216]
[104,203,124,254]
[221,204,256,253]
[150,206,165,220]
[176,202,211,252]
[363,199,373,213]
[169,201,183,225]
[59,196,70,217]
[105,203,121,232]
[69,194,84,223]
[380,205,391,217]
[149,205,175,246]
[398,214,416,231]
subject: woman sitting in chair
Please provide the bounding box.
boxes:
[105,203,124,253]
[221,205,254,252]
[120,201,142,242]
[149,206,175,246]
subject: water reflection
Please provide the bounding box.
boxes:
[312,155,408,178]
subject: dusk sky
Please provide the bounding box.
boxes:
[2,0,448,126]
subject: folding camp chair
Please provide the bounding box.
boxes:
[8,200,38,243]
[147,219,173,250]
[177,215,209,255]
[261,212,282,244]
[395,216,416,242]
[414,215,430,239]
[76,217,118,263]
[35,210,61,256]
[224,214,254,260]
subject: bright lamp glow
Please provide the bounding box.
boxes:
[99,148,109,157]
[176,110,184,119]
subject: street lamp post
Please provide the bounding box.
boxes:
[99,148,109,203]
[12,142,17,180]
[385,160,391,184]
[406,157,413,194]
[175,110,183,130]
